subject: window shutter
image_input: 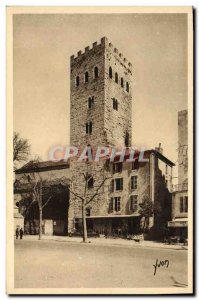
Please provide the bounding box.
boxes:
[121,178,123,190]
[117,197,121,211]
[110,179,114,193]
[180,197,184,213]
[109,198,113,213]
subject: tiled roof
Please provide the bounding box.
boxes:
[15,160,70,174]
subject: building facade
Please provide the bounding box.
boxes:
[169,110,188,237]
[14,161,70,236]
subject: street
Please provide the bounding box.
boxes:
[15,239,188,289]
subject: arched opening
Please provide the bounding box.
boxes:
[115,72,118,83]
[94,66,99,78]
[86,174,94,189]
[75,76,80,86]
[109,66,112,78]
[84,71,89,83]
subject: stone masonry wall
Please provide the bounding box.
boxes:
[69,37,133,232]
[178,110,188,185]
[104,39,132,146]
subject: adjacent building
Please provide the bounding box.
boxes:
[168,110,188,237]
[14,160,70,236]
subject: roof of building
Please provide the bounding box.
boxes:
[112,149,175,167]
[15,160,70,174]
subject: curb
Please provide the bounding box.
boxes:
[18,236,188,251]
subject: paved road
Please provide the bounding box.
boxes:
[15,239,188,289]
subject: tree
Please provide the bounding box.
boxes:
[13,132,30,169]
[68,171,111,243]
[139,196,161,233]
[15,171,67,240]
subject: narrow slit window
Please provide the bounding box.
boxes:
[85,72,89,83]
[76,76,80,86]
[115,72,118,83]
[85,122,92,134]
[88,96,94,109]
[109,67,112,78]
[121,77,124,87]
[94,66,99,78]
[126,82,129,92]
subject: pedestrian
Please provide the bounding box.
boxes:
[16,228,19,239]
[19,227,24,240]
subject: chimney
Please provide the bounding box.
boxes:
[155,143,163,154]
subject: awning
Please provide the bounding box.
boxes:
[84,214,140,219]
[168,218,188,228]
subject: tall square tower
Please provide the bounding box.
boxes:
[70,36,132,148]
[69,37,133,232]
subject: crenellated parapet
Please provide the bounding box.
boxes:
[70,36,132,73]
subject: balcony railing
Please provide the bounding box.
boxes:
[172,183,188,192]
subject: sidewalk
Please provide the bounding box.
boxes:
[22,235,188,250]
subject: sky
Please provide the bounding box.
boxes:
[13,13,188,176]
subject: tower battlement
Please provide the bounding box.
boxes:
[70,36,132,73]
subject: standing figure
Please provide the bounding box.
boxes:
[19,227,24,240]
[16,228,19,239]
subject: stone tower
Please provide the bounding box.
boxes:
[68,37,133,232]
[178,110,188,185]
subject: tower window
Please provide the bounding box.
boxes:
[121,77,124,88]
[86,174,94,189]
[113,98,118,111]
[75,76,80,87]
[88,96,94,109]
[84,71,89,83]
[94,66,99,78]
[109,67,112,78]
[115,72,118,83]
[86,121,92,134]
[126,82,129,92]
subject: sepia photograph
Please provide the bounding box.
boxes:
[6,6,193,295]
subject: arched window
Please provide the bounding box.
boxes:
[87,174,94,189]
[121,77,124,88]
[88,96,94,109]
[109,67,112,78]
[126,82,129,92]
[75,76,79,86]
[115,72,118,83]
[94,66,99,78]
[84,71,89,83]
